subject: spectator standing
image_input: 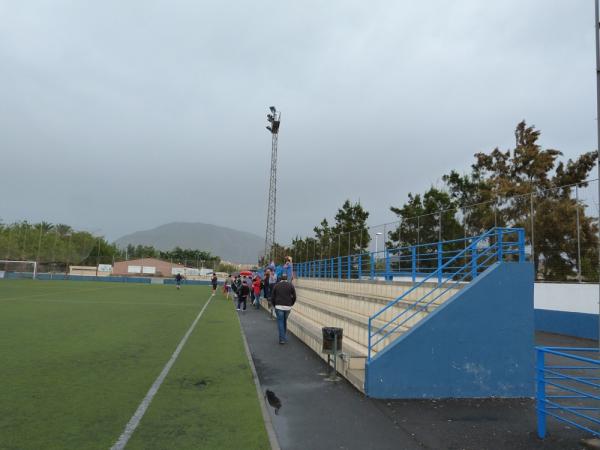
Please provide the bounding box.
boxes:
[283,256,294,283]
[237,280,250,312]
[211,273,218,295]
[270,273,296,344]
[175,272,183,290]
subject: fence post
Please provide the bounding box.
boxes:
[368,318,372,362]
[437,241,443,286]
[347,255,351,280]
[471,247,477,279]
[385,249,390,281]
[518,229,525,263]
[358,254,362,279]
[497,228,503,262]
[370,253,375,280]
[411,246,416,283]
[536,348,547,439]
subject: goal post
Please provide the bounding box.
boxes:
[0,260,37,279]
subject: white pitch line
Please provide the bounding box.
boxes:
[110,293,215,450]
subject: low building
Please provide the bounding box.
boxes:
[112,258,184,277]
[69,265,111,277]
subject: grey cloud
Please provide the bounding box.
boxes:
[0,0,596,244]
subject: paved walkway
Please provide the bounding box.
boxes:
[239,305,594,450]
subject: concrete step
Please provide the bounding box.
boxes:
[296,278,462,308]
[290,308,369,359]
[296,287,430,327]
[292,298,406,350]
[273,304,367,393]
[346,368,365,392]
[295,295,410,336]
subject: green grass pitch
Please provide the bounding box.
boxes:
[0,280,270,450]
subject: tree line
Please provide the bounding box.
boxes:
[280,121,598,281]
[0,222,222,271]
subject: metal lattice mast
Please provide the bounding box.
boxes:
[264,106,281,262]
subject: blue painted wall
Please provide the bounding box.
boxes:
[535,309,598,340]
[6,272,211,286]
[365,262,535,398]
[4,273,213,286]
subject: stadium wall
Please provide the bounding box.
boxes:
[365,262,535,399]
[534,283,599,340]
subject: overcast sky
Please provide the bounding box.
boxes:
[0,1,597,244]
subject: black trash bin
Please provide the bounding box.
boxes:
[322,327,343,354]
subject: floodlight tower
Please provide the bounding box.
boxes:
[264,106,281,263]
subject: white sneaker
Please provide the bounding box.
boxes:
[236,308,241,311]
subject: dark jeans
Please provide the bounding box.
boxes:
[252,291,260,308]
[237,296,247,310]
[263,284,270,299]
[275,309,291,342]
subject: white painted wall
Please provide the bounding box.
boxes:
[534,283,599,314]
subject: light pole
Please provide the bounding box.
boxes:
[65,232,72,275]
[594,0,600,348]
[375,232,383,258]
[264,106,281,263]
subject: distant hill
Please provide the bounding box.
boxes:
[115,222,263,264]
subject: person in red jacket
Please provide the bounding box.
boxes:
[252,276,262,309]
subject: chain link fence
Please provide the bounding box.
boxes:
[290,179,599,283]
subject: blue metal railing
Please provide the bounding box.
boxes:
[365,227,525,360]
[294,227,525,359]
[536,347,600,438]
[295,228,526,283]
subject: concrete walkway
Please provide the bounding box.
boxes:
[239,305,593,450]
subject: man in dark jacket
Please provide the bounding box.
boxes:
[237,280,250,311]
[270,273,296,344]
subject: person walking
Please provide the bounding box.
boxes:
[263,268,272,299]
[237,280,250,312]
[223,274,233,299]
[211,272,218,295]
[270,273,296,344]
[268,269,277,319]
[252,276,261,309]
[283,256,294,283]
[232,275,242,299]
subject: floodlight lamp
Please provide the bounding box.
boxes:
[266,125,273,132]
[267,114,274,122]
[269,106,276,113]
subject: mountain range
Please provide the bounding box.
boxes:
[115,222,263,264]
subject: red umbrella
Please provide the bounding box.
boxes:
[239,270,253,276]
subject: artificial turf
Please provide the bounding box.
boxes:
[0,280,270,450]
